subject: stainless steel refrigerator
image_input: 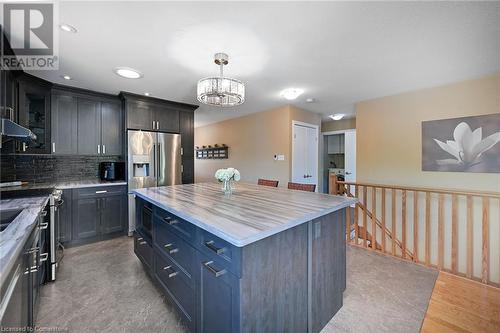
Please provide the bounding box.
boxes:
[127,130,182,234]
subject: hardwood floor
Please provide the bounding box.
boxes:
[421,272,500,333]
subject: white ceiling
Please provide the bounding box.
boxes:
[20,1,500,127]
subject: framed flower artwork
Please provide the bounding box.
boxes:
[422,114,500,173]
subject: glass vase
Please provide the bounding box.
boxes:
[222,179,233,195]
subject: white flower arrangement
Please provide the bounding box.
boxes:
[215,167,241,182]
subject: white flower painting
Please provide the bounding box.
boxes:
[422,114,500,173]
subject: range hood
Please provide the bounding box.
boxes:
[1,118,37,142]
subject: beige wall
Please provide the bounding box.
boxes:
[357,74,500,192]
[195,105,321,187]
[321,118,356,132]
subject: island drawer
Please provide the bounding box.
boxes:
[197,228,241,277]
[153,208,196,243]
[134,232,153,271]
[154,250,195,330]
[154,219,196,281]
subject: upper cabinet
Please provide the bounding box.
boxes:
[51,88,123,156]
[51,92,77,155]
[121,92,197,134]
[17,74,52,154]
[120,92,198,184]
[100,101,123,155]
[124,99,154,131]
[327,134,345,154]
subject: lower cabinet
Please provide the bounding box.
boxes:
[0,212,44,330]
[133,197,241,333]
[197,254,240,333]
[60,185,127,247]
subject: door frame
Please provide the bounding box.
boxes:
[291,120,320,190]
[322,128,356,193]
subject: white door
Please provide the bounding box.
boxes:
[344,130,356,183]
[292,123,318,188]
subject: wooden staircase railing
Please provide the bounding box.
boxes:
[330,174,500,288]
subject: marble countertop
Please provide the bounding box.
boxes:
[0,196,50,289]
[0,179,127,192]
[134,182,357,247]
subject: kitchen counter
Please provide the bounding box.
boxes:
[0,179,127,193]
[133,182,356,247]
[0,196,49,289]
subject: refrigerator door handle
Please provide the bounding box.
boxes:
[157,143,161,183]
[152,143,156,179]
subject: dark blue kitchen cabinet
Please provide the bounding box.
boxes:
[0,211,44,330]
[58,189,73,244]
[100,192,127,235]
[69,186,127,246]
[197,255,240,333]
[72,197,99,241]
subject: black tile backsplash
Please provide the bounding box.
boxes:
[0,154,124,183]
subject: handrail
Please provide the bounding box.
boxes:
[344,189,414,260]
[338,180,500,199]
[330,174,500,288]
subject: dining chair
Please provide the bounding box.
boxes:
[257,178,279,187]
[287,182,316,192]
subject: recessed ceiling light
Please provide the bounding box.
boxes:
[144,92,150,96]
[59,24,77,33]
[329,114,345,121]
[280,88,304,100]
[61,75,72,80]
[113,67,143,79]
[306,98,315,103]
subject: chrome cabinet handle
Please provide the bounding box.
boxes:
[162,265,178,278]
[39,222,49,230]
[52,142,56,153]
[95,190,108,194]
[152,121,155,130]
[139,241,147,245]
[40,210,48,217]
[103,144,106,154]
[204,241,225,255]
[203,261,226,278]
[157,121,160,130]
[137,237,143,241]
[24,267,38,275]
[163,216,178,225]
[40,253,49,262]
[97,145,100,154]
[26,247,39,254]
[164,243,179,255]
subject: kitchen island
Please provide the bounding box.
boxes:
[133,183,356,333]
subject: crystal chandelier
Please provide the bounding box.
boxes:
[197,53,245,107]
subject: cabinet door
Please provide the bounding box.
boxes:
[179,111,194,183]
[17,79,51,154]
[0,257,30,329]
[101,101,123,155]
[101,194,126,235]
[77,97,101,155]
[155,105,179,133]
[126,100,154,130]
[58,189,72,243]
[198,254,240,333]
[51,93,77,154]
[311,212,346,333]
[72,198,100,241]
